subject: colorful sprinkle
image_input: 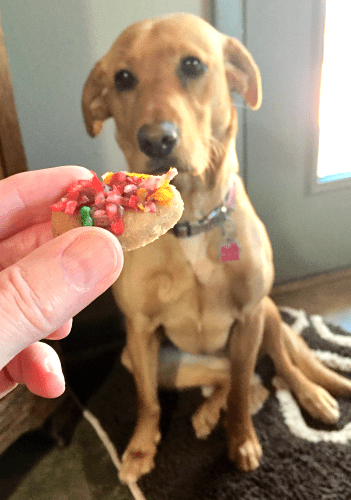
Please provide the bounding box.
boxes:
[80,206,93,226]
[51,168,178,237]
[153,185,173,206]
[101,172,114,185]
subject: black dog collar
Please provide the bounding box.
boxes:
[173,182,237,238]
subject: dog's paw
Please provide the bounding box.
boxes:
[273,376,340,425]
[298,383,340,424]
[118,430,161,484]
[119,448,156,484]
[228,430,262,472]
[192,401,221,439]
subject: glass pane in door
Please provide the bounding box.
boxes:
[317,0,351,183]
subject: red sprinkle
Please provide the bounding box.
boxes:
[112,184,125,195]
[65,200,77,215]
[109,171,127,185]
[89,170,104,192]
[106,203,118,220]
[95,192,106,208]
[144,201,157,213]
[50,201,66,212]
[111,218,124,236]
[128,195,139,209]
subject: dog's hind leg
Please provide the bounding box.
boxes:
[262,296,342,424]
[191,372,269,439]
[158,348,230,438]
[158,348,269,438]
[281,320,351,397]
[192,382,230,439]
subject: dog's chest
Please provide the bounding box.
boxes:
[179,234,220,284]
[164,234,236,353]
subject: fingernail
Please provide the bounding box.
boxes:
[60,231,119,289]
[45,357,65,382]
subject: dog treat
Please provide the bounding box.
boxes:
[51,168,183,251]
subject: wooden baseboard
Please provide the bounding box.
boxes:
[271,268,351,316]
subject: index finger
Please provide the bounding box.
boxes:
[0,166,92,240]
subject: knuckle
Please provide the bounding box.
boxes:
[4,266,52,333]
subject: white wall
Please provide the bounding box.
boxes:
[1,1,203,177]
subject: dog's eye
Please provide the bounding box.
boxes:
[114,70,138,92]
[179,56,206,79]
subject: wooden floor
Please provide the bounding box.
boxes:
[271,268,351,332]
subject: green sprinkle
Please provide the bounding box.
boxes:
[80,206,93,226]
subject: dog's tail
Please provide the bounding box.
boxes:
[281,317,351,397]
[262,296,351,397]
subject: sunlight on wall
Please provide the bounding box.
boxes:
[317,0,351,181]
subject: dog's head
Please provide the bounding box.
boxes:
[82,13,261,183]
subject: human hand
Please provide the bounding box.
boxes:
[0,166,123,399]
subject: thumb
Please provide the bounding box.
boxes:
[0,227,123,369]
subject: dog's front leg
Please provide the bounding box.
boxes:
[227,303,264,472]
[119,314,161,484]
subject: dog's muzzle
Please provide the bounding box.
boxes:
[137,122,180,159]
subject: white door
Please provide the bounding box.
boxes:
[216,0,351,283]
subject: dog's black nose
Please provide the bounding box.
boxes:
[137,122,179,159]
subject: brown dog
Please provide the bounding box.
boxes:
[82,13,351,483]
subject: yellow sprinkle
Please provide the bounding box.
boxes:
[101,172,114,185]
[158,179,170,189]
[152,186,174,206]
[128,172,150,179]
[137,188,148,201]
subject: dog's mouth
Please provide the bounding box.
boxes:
[145,157,189,178]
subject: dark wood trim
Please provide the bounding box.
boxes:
[0,13,27,177]
[0,386,67,454]
[0,153,4,179]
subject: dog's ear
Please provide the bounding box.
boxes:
[223,37,262,110]
[82,61,111,137]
